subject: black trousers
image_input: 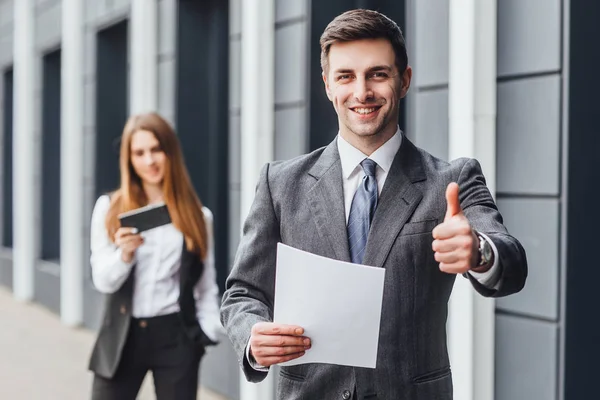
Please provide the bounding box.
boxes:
[91,313,203,400]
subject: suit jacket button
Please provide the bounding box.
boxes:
[120,305,126,314]
[342,390,351,399]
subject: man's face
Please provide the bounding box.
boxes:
[323,38,411,143]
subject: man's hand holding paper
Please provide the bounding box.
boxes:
[249,322,311,368]
[256,243,385,369]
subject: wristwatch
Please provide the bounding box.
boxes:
[476,233,493,267]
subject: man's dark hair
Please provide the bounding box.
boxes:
[320,9,408,75]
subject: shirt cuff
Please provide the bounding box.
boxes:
[468,232,501,290]
[116,248,136,269]
[245,338,269,372]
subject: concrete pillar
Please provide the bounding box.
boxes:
[448,1,497,400]
[240,0,275,399]
[240,0,274,220]
[12,0,35,301]
[130,0,158,113]
[60,0,85,326]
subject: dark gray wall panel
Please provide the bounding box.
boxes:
[497,0,561,77]
[176,0,230,292]
[94,20,128,198]
[85,20,129,330]
[565,2,600,397]
[2,68,13,248]
[275,107,307,160]
[497,75,561,195]
[41,49,61,262]
[414,89,448,161]
[414,0,449,87]
[496,198,559,320]
[495,315,557,400]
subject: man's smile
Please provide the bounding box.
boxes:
[349,105,383,119]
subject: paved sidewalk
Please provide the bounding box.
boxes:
[0,287,229,400]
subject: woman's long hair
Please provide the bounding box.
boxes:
[105,112,208,261]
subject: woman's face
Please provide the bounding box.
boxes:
[129,129,167,186]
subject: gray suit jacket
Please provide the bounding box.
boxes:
[220,136,527,400]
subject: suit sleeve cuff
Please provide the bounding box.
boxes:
[245,338,269,372]
[468,232,501,290]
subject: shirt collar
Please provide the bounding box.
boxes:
[337,127,403,179]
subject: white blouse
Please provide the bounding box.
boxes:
[90,195,223,342]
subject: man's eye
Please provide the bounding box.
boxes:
[336,75,352,82]
[369,72,389,79]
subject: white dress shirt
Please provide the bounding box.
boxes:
[90,195,223,342]
[247,128,501,370]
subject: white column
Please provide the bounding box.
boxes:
[12,0,35,301]
[240,1,275,399]
[60,0,84,326]
[448,1,497,400]
[130,0,158,114]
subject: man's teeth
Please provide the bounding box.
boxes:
[354,107,376,114]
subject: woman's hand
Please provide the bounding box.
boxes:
[114,227,144,263]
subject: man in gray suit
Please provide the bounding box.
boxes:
[221,9,527,400]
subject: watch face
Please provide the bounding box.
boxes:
[478,235,492,265]
[482,239,492,262]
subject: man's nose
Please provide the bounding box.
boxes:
[353,77,373,103]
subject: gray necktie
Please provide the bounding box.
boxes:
[347,159,378,264]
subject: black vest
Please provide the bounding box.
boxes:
[88,241,216,378]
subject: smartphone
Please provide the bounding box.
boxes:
[118,203,172,233]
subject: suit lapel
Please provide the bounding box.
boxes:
[362,137,426,268]
[306,140,351,263]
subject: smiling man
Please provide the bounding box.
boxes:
[221,9,528,400]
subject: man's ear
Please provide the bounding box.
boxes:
[399,65,413,99]
[322,71,333,101]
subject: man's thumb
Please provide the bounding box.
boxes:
[445,182,461,220]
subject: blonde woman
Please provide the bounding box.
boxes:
[88,112,221,400]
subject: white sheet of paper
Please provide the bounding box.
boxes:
[274,243,385,368]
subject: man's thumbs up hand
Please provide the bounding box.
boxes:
[432,182,483,274]
[444,182,462,220]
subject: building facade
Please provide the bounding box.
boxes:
[0,0,597,399]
